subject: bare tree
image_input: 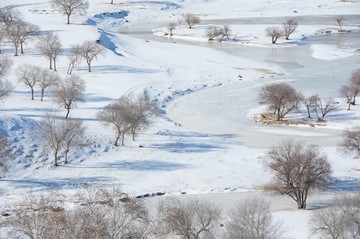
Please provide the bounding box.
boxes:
[77,41,104,72]
[265,139,332,209]
[219,25,232,41]
[51,0,89,24]
[301,94,319,118]
[259,82,302,121]
[310,194,360,239]
[3,190,65,239]
[282,19,297,40]
[128,94,159,141]
[314,97,338,122]
[38,69,60,101]
[97,97,132,146]
[74,186,149,239]
[0,55,13,78]
[61,118,85,164]
[40,114,68,166]
[339,68,360,110]
[36,32,62,71]
[5,20,39,55]
[0,8,21,25]
[223,197,284,239]
[184,13,200,29]
[0,79,13,100]
[0,133,11,175]
[206,26,221,41]
[52,74,86,119]
[336,16,345,31]
[266,26,284,44]
[67,44,82,74]
[167,22,177,36]
[338,126,360,157]
[17,64,41,100]
[157,197,221,239]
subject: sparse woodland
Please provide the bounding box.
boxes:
[0,1,359,238]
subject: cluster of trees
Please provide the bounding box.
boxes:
[265,19,298,44]
[2,186,358,239]
[97,94,159,146]
[38,92,158,166]
[259,68,360,122]
[167,13,200,36]
[259,82,338,122]
[0,8,40,56]
[206,25,232,42]
[0,187,285,239]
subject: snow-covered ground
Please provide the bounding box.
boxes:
[0,0,360,238]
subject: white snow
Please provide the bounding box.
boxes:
[0,0,360,238]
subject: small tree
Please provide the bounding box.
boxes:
[310,194,360,239]
[339,68,360,110]
[40,114,67,166]
[0,55,13,78]
[282,19,297,40]
[336,16,345,31]
[0,133,11,175]
[5,20,39,55]
[0,79,13,100]
[206,26,221,41]
[167,22,177,36]
[265,139,332,209]
[97,97,132,146]
[61,118,85,164]
[67,45,82,74]
[157,197,221,239]
[259,82,302,121]
[219,25,231,41]
[266,26,284,44]
[36,32,62,71]
[38,69,60,101]
[51,0,89,24]
[301,94,319,118]
[128,94,159,141]
[77,41,104,72]
[223,197,284,239]
[184,13,200,29]
[16,64,41,100]
[52,75,86,119]
[314,97,338,122]
[338,126,360,157]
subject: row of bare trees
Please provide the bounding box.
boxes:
[259,82,338,122]
[0,187,285,239]
[2,186,358,239]
[259,68,360,122]
[266,19,298,44]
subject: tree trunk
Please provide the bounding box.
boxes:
[31,87,34,100]
[53,57,57,71]
[54,150,58,166]
[20,42,24,54]
[88,62,91,72]
[347,102,351,110]
[67,63,74,74]
[49,57,53,70]
[67,14,71,24]
[307,108,311,118]
[64,150,69,164]
[14,45,18,56]
[65,107,70,119]
[114,133,120,146]
[41,88,44,101]
[121,133,125,146]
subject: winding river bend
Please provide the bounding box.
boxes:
[118,16,360,148]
